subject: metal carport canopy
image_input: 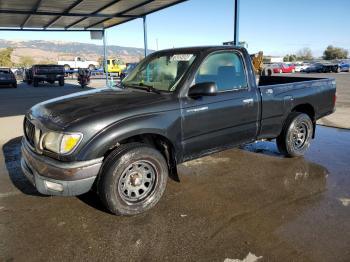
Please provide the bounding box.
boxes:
[0,0,187,31]
[0,0,189,85]
[0,0,241,85]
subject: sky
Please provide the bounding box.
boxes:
[1,0,350,57]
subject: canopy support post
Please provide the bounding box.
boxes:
[143,16,148,57]
[233,0,240,46]
[103,29,108,86]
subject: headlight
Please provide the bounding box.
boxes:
[43,132,82,154]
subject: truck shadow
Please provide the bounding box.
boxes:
[2,136,46,196]
[242,139,282,157]
[77,191,111,214]
[2,136,112,211]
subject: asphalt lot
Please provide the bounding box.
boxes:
[0,78,349,261]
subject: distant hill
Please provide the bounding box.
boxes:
[0,39,150,64]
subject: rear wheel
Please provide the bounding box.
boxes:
[88,64,95,71]
[12,82,17,88]
[64,65,70,71]
[33,79,39,87]
[277,112,313,157]
[59,78,64,86]
[98,143,168,216]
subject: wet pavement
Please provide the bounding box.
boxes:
[0,125,349,262]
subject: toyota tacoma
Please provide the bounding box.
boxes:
[21,46,336,215]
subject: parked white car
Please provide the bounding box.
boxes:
[294,63,311,72]
[58,57,99,71]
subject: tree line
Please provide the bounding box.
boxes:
[0,47,54,67]
[284,45,349,62]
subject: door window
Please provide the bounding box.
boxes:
[194,52,247,91]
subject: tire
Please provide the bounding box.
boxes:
[12,82,17,88]
[98,143,168,216]
[59,78,64,86]
[33,79,39,87]
[27,80,32,85]
[276,112,313,157]
[64,65,70,71]
[88,64,95,71]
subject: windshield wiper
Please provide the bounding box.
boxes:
[138,82,161,94]
[124,82,161,94]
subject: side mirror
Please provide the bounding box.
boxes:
[188,82,217,98]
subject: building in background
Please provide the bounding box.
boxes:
[263,56,284,63]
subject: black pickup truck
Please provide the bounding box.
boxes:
[25,64,65,87]
[21,46,336,215]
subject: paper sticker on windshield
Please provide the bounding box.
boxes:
[170,54,193,61]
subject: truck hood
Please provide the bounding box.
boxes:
[29,88,174,129]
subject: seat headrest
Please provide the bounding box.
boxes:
[217,66,236,76]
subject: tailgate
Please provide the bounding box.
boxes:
[34,66,64,75]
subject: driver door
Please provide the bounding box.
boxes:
[181,51,260,160]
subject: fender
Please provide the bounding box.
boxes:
[76,110,182,161]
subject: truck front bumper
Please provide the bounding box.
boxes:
[21,141,103,196]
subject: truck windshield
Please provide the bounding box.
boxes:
[122,53,196,92]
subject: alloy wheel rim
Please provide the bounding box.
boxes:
[118,160,157,203]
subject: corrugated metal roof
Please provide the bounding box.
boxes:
[0,0,187,31]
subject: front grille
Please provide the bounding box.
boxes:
[24,117,35,147]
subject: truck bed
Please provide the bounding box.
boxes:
[258,75,325,86]
[257,76,336,139]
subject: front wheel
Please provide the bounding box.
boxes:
[277,112,313,157]
[98,143,168,216]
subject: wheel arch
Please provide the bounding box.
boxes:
[79,128,180,182]
[291,103,316,138]
[108,133,179,182]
